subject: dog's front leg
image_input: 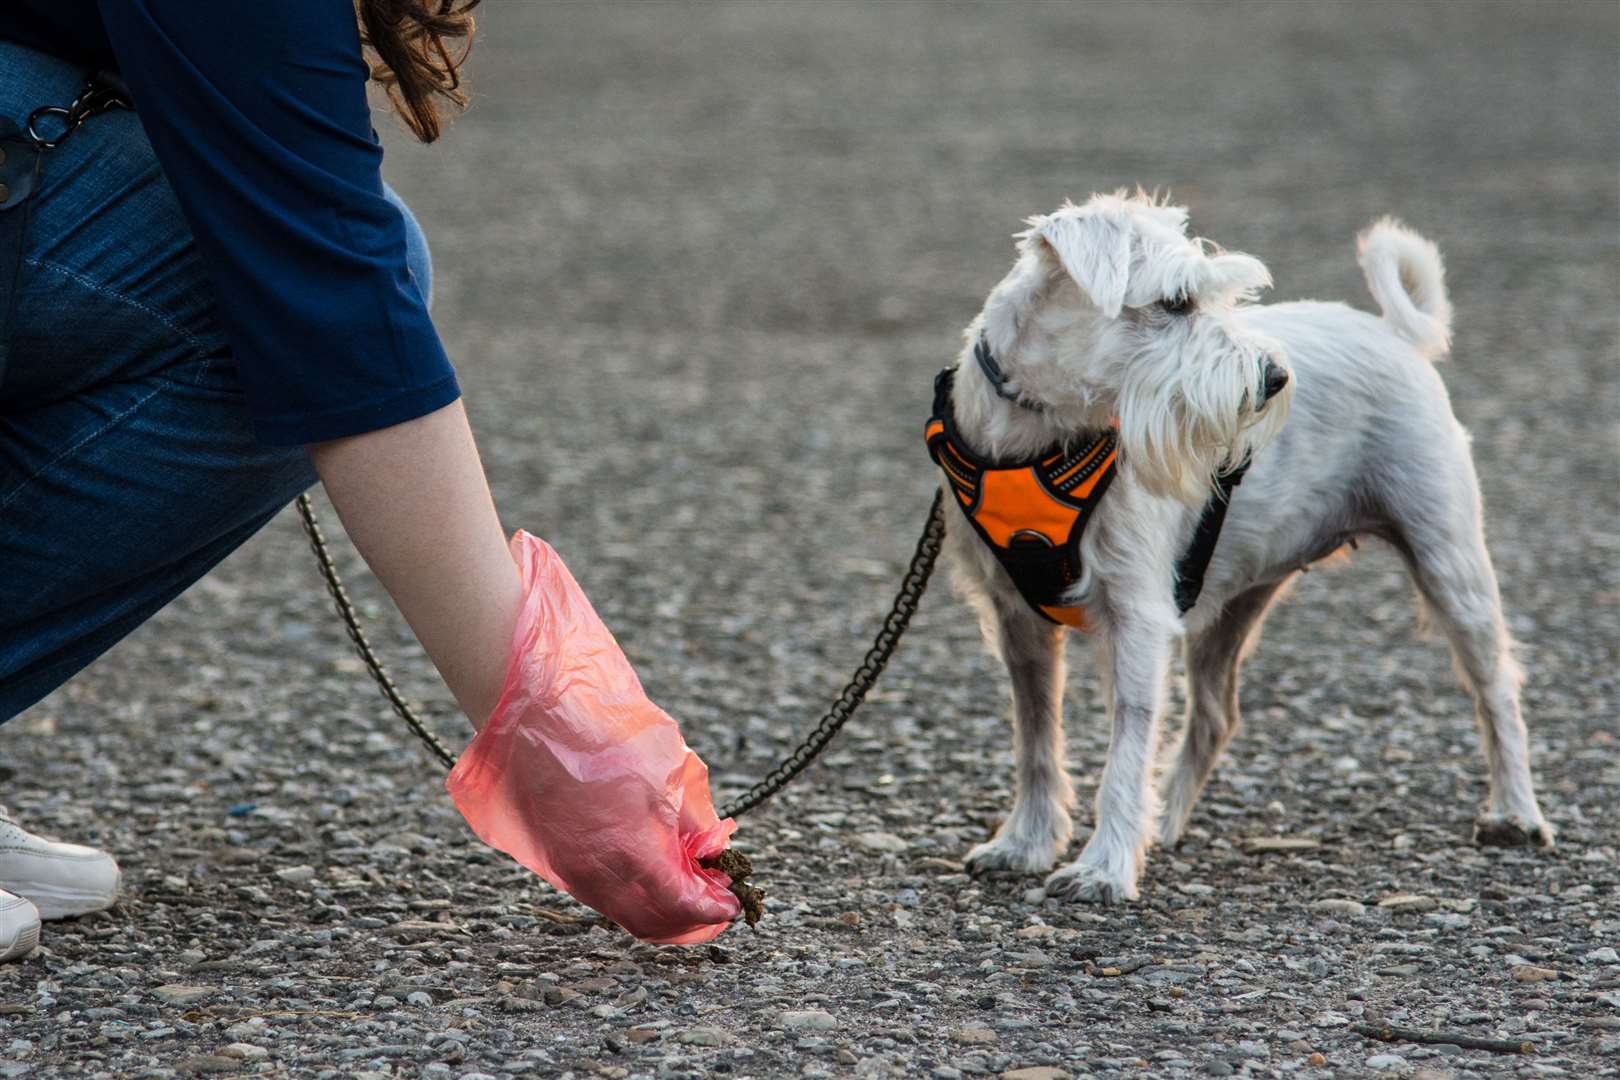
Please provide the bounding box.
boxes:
[1046,612,1173,904]
[965,593,1073,876]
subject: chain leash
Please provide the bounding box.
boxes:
[717,489,945,818]
[294,489,947,819]
[295,494,459,770]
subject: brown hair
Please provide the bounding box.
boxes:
[357,0,481,143]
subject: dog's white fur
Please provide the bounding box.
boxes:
[948,192,1552,904]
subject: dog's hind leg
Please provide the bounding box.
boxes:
[1158,580,1289,847]
[964,593,1073,876]
[1386,459,1553,848]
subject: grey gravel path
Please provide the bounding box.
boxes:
[2,2,1616,1078]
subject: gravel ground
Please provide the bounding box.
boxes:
[3,3,1616,1078]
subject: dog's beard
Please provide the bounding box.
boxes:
[1112,330,1292,502]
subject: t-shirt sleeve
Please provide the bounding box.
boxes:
[96,0,460,446]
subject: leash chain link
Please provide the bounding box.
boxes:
[294,489,946,819]
[25,78,131,151]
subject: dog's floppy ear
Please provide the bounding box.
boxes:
[1033,208,1134,318]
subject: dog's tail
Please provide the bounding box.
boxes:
[1356,218,1453,360]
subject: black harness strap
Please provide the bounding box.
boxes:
[1172,458,1249,614]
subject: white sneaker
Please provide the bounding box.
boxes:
[0,809,121,920]
[0,889,40,962]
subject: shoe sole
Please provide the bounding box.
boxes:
[0,920,39,963]
[9,869,121,921]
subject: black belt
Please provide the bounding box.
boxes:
[0,72,132,387]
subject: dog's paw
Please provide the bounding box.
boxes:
[965,833,1061,877]
[1155,814,1190,850]
[1156,775,1200,850]
[1043,861,1138,905]
[1473,812,1555,849]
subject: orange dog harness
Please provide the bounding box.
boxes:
[926,340,1249,629]
[926,366,1118,630]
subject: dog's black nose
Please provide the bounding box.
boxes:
[1260,359,1289,405]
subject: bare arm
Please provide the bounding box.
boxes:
[309,399,740,937]
[305,400,522,728]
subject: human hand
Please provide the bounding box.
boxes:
[446,531,741,943]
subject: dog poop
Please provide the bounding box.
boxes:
[700,849,765,928]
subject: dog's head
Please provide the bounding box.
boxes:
[964,191,1292,503]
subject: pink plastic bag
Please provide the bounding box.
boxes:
[446,531,741,943]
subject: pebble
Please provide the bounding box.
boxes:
[1510,965,1559,982]
[1365,1054,1406,1070]
[219,1044,270,1061]
[152,985,213,1006]
[1000,1069,1067,1080]
[1311,899,1366,917]
[1377,894,1438,913]
[274,864,317,884]
[780,1010,839,1031]
[1423,912,1470,931]
[677,1026,727,1046]
[953,1026,998,1044]
[1245,836,1320,853]
[855,832,909,854]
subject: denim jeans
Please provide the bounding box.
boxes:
[0,43,433,721]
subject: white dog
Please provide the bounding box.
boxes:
[940,191,1552,904]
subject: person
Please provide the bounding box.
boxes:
[0,1,735,961]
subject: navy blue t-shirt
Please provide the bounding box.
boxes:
[3,0,460,446]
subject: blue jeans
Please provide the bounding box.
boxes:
[0,43,433,721]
